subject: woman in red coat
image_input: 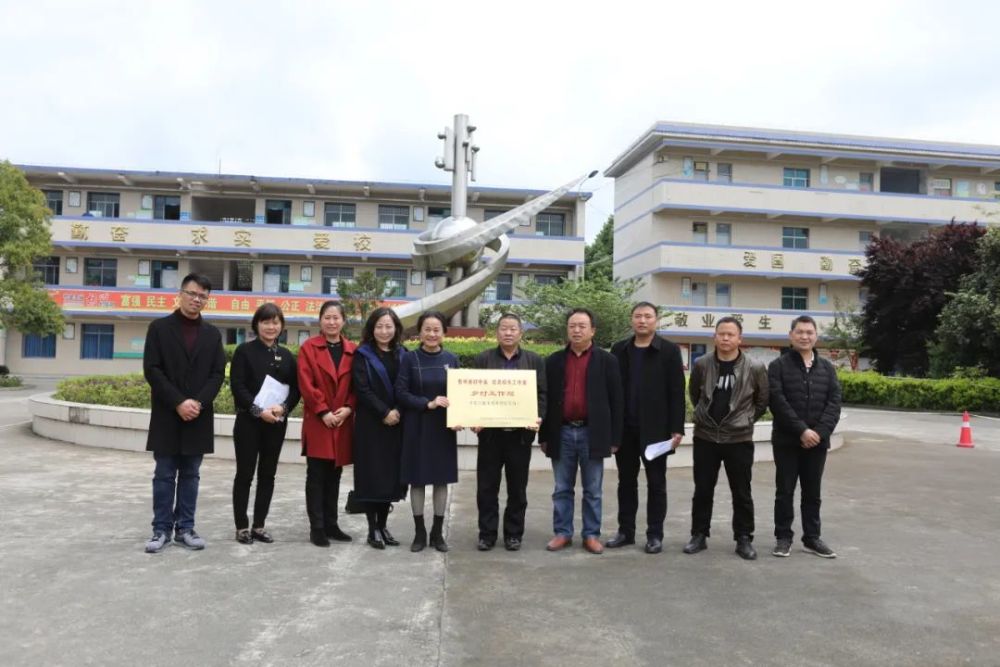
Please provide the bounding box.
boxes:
[297,301,357,547]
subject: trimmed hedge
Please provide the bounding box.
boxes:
[0,375,23,388]
[838,371,1000,413]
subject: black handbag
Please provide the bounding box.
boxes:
[344,490,365,514]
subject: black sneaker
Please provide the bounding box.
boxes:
[251,528,274,544]
[802,538,837,559]
[477,537,495,551]
[504,537,522,551]
[683,534,707,554]
[235,529,253,545]
[735,536,757,560]
[772,538,792,557]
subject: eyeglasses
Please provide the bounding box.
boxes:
[181,289,210,302]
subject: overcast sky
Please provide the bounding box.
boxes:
[3,0,999,239]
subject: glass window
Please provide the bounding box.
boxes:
[534,274,563,286]
[263,264,290,293]
[226,328,247,346]
[535,212,566,237]
[33,256,60,284]
[324,202,356,228]
[783,168,810,188]
[23,333,56,358]
[692,222,708,244]
[378,205,409,230]
[484,209,506,220]
[43,190,63,215]
[691,282,708,306]
[153,195,181,220]
[229,260,253,291]
[859,172,874,192]
[428,207,451,224]
[717,163,733,183]
[715,223,732,246]
[781,287,809,310]
[930,178,952,197]
[321,266,354,295]
[86,192,120,217]
[859,230,874,250]
[483,273,513,301]
[715,283,731,307]
[693,161,710,181]
[151,260,179,289]
[376,268,407,297]
[782,227,810,249]
[81,324,114,359]
[84,258,117,287]
[265,200,292,225]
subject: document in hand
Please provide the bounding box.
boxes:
[254,374,290,412]
[644,439,675,460]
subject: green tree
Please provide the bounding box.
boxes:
[584,215,614,282]
[0,161,64,335]
[336,270,390,325]
[821,298,863,371]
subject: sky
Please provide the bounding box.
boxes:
[2,0,999,240]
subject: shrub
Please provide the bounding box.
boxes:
[0,375,22,388]
[838,371,1000,413]
[0,364,9,376]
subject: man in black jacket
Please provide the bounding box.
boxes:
[142,274,226,553]
[539,308,624,555]
[768,315,842,559]
[606,302,685,554]
[472,313,547,552]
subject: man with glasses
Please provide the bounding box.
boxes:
[142,273,226,553]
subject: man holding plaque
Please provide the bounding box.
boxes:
[471,313,547,552]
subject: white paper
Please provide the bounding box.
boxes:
[644,439,675,460]
[254,375,289,413]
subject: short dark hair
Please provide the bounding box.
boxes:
[361,307,403,349]
[566,307,596,327]
[180,273,212,292]
[790,315,818,332]
[318,300,346,321]
[631,301,658,316]
[251,302,285,336]
[715,316,743,333]
[417,310,449,335]
[497,312,523,328]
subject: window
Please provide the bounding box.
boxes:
[43,190,63,215]
[715,223,732,246]
[782,227,809,249]
[86,192,120,217]
[930,178,952,197]
[321,266,354,295]
[717,163,732,183]
[535,212,566,237]
[324,202,356,228]
[84,258,117,287]
[693,161,710,181]
[151,260,179,289]
[783,168,810,188]
[378,205,409,230]
[81,324,114,359]
[263,265,290,293]
[691,343,707,364]
[692,222,708,244]
[781,287,809,310]
[859,172,874,192]
[23,333,56,358]
[428,207,451,224]
[265,200,292,225]
[484,209,506,220]
[483,273,513,301]
[376,268,407,297]
[226,328,247,345]
[691,281,708,306]
[715,283,732,307]
[153,195,181,220]
[33,256,60,284]
[534,274,563,286]
[229,260,253,291]
[859,230,874,250]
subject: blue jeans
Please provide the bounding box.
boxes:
[551,425,604,539]
[152,453,203,534]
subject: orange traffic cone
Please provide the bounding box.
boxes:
[957,411,974,448]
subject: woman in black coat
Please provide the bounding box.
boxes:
[396,310,461,553]
[229,303,301,544]
[351,307,408,550]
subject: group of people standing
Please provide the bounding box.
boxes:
[142,273,842,561]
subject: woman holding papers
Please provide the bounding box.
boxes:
[298,301,357,547]
[351,307,408,550]
[229,303,301,545]
[396,310,461,553]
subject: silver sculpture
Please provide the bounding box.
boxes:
[394,113,594,330]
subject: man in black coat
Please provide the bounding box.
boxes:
[768,315,842,559]
[606,302,686,554]
[472,313,547,552]
[539,308,624,555]
[142,273,226,553]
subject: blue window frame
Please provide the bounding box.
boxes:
[81,324,114,359]
[23,333,56,358]
[783,168,810,188]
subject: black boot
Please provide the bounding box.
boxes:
[411,515,427,552]
[430,515,449,553]
[366,511,384,550]
[378,505,399,546]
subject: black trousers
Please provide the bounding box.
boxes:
[476,429,532,541]
[305,457,343,531]
[232,414,287,530]
[691,438,755,540]
[773,444,827,541]
[614,426,668,540]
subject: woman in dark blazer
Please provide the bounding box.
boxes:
[351,307,408,550]
[396,310,461,553]
[229,303,300,544]
[297,301,356,548]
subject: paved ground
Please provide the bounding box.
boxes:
[2,383,999,666]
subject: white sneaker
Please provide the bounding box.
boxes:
[174,529,206,550]
[145,532,170,553]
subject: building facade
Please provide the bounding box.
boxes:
[606,122,1000,365]
[4,165,587,375]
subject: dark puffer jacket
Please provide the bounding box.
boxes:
[767,349,842,449]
